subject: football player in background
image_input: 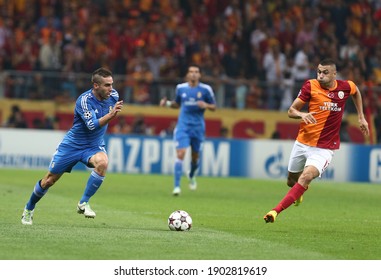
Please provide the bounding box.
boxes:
[21,68,124,225]
[264,58,369,223]
[160,65,216,195]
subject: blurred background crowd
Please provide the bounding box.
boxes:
[1,0,381,141]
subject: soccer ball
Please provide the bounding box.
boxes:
[168,210,192,231]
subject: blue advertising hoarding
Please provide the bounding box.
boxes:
[1,128,381,183]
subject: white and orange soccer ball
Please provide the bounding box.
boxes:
[168,210,192,231]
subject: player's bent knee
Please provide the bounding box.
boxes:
[100,159,109,168]
[43,178,56,188]
[298,173,314,186]
[95,160,108,173]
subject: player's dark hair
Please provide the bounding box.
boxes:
[188,64,201,73]
[92,68,112,84]
[319,58,336,67]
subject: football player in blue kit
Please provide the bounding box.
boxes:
[160,65,216,195]
[21,68,124,225]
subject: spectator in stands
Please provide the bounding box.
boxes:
[293,42,312,98]
[12,39,38,72]
[263,41,286,110]
[4,105,28,128]
[221,43,243,107]
[36,6,62,33]
[0,17,13,68]
[32,116,59,130]
[0,56,8,98]
[245,78,264,109]
[249,19,268,55]
[219,126,229,138]
[276,18,296,54]
[126,50,154,104]
[112,116,131,134]
[146,47,167,81]
[131,114,147,135]
[159,121,176,138]
[32,118,45,129]
[28,72,46,100]
[45,116,59,130]
[234,72,249,110]
[223,0,243,43]
[329,0,350,45]
[130,61,154,104]
[62,36,85,73]
[271,130,281,139]
[295,20,316,49]
[0,0,380,119]
[280,56,295,111]
[39,32,62,71]
[202,64,227,108]
[11,39,38,98]
[339,35,360,62]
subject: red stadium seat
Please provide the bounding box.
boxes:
[22,111,45,128]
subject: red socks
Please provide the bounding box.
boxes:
[273,183,307,213]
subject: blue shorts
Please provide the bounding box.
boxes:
[49,143,107,174]
[174,126,204,152]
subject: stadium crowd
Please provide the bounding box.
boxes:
[1,0,381,140]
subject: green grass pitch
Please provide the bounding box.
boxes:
[0,168,380,260]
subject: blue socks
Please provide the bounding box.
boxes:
[25,171,105,211]
[174,159,199,187]
[79,171,105,203]
[26,180,48,210]
[174,159,183,188]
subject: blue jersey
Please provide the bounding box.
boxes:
[61,89,119,148]
[175,82,216,131]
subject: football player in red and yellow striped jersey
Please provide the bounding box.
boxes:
[264,58,369,223]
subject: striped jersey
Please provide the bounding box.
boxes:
[61,88,119,148]
[296,79,357,149]
[175,82,216,130]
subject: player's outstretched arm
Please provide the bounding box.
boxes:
[159,97,167,107]
[159,97,179,109]
[197,101,216,111]
[288,98,316,124]
[351,86,369,136]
